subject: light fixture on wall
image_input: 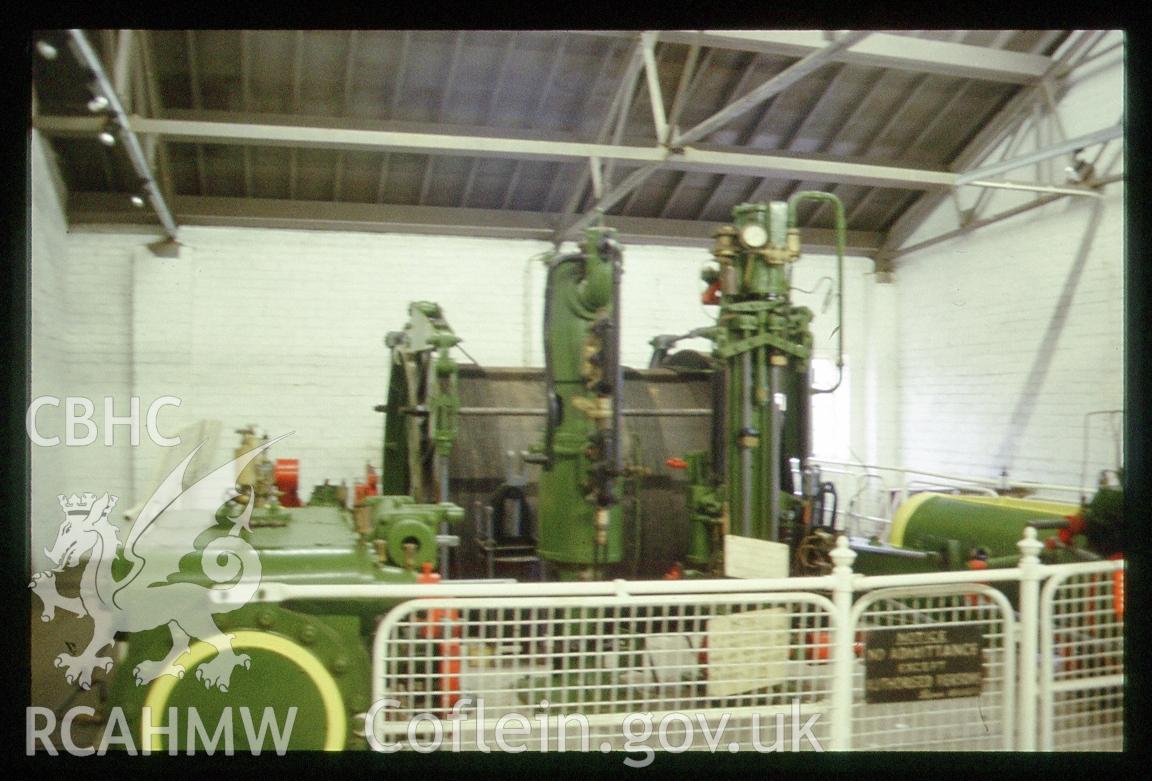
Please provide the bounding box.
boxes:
[97,121,117,147]
[86,94,109,113]
[131,179,151,209]
[36,40,58,60]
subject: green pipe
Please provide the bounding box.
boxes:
[788,192,845,392]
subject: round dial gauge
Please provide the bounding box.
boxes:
[739,223,769,248]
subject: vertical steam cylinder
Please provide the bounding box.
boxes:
[537,228,624,579]
[712,201,819,545]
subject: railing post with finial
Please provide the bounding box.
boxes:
[1016,527,1044,751]
[829,534,858,751]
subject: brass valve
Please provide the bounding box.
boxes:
[711,225,740,260]
[373,539,388,565]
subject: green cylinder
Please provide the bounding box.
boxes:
[890,493,1079,562]
[537,229,623,578]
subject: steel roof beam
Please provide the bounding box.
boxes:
[136,30,176,208]
[461,31,519,208]
[878,30,1110,256]
[659,49,760,219]
[502,36,569,211]
[673,31,870,147]
[376,30,412,204]
[566,31,869,234]
[67,192,884,256]
[640,32,668,143]
[288,30,303,201]
[664,42,702,143]
[554,36,646,227]
[418,32,466,206]
[183,30,209,197]
[66,29,178,241]
[653,30,1054,84]
[953,124,1123,184]
[237,31,251,199]
[112,30,134,109]
[601,40,651,199]
[333,29,360,202]
[889,172,1121,261]
[36,114,961,189]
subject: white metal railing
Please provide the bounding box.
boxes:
[355,529,1123,754]
[1038,561,1125,750]
[848,584,1015,750]
[370,592,840,752]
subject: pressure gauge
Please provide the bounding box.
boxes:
[739,223,769,249]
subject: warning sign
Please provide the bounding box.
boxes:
[864,624,984,704]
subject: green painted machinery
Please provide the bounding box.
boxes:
[861,475,1123,574]
[381,301,461,505]
[104,436,464,751]
[364,495,464,570]
[891,494,1078,564]
[533,227,626,580]
[790,473,1124,578]
[381,301,462,573]
[678,194,848,574]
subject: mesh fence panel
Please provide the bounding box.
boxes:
[371,592,837,753]
[1040,566,1124,751]
[850,586,1014,750]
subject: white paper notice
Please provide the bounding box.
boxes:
[706,608,790,697]
[724,534,790,579]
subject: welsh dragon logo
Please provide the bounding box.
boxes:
[30,435,288,693]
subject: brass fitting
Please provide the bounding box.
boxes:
[737,427,760,449]
[786,227,801,261]
[573,395,612,421]
[594,508,610,546]
[765,246,792,265]
[720,263,739,295]
[711,225,740,260]
[373,539,388,565]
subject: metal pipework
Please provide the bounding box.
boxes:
[769,362,783,541]
[787,191,846,394]
[66,29,178,241]
[740,349,753,537]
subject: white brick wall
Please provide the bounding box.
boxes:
[891,35,1124,489]
[29,133,136,570]
[39,219,875,523]
[30,130,71,572]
